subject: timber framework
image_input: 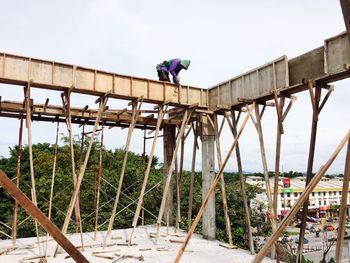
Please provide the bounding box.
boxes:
[0,1,350,262]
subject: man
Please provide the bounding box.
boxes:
[156,59,191,84]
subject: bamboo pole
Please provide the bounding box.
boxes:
[335,139,350,262]
[12,115,23,244]
[129,105,164,244]
[297,83,322,261]
[252,103,277,259]
[45,121,59,258]
[229,111,255,254]
[63,92,84,250]
[187,123,198,227]
[253,130,350,263]
[273,96,285,216]
[175,135,185,232]
[157,109,192,231]
[212,114,233,245]
[104,100,142,245]
[24,84,42,255]
[173,103,254,263]
[54,95,108,256]
[0,170,89,263]
[94,124,104,240]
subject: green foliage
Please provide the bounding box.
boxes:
[0,137,263,251]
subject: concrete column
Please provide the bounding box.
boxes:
[163,125,175,225]
[201,115,216,240]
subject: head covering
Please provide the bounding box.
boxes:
[180,60,191,70]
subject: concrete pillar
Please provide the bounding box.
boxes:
[201,115,216,240]
[163,125,175,225]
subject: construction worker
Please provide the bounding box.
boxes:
[156,59,191,84]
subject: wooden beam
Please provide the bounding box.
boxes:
[11,115,23,244]
[173,104,254,263]
[253,130,350,263]
[211,114,233,245]
[24,83,42,254]
[0,169,90,263]
[335,138,350,262]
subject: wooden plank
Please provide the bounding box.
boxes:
[253,130,350,263]
[0,169,90,263]
[174,104,254,263]
[335,138,350,262]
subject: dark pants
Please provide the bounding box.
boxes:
[157,70,170,82]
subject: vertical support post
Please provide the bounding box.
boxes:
[163,125,175,226]
[174,104,254,263]
[213,114,233,245]
[24,83,42,255]
[253,103,277,259]
[273,96,285,216]
[297,82,321,261]
[230,110,255,254]
[94,124,104,240]
[201,114,216,240]
[129,105,164,244]
[175,135,185,232]
[187,122,198,227]
[335,139,350,262]
[45,121,59,257]
[54,95,108,256]
[12,115,23,244]
[62,91,84,249]
[104,100,141,245]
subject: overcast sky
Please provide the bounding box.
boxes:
[0,1,349,174]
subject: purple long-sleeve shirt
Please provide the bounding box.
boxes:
[167,59,182,83]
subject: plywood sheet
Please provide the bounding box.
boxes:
[53,64,73,87]
[115,76,131,96]
[96,72,113,93]
[132,79,148,98]
[149,81,164,101]
[4,56,29,81]
[325,32,350,74]
[164,84,179,102]
[31,60,53,85]
[76,68,94,91]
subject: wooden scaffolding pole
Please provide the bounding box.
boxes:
[211,114,233,245]
[94,123,104,240]
[11,115,23,244]
[45,121,60,257]
[187,122,198,227]
[253,130,350,263]
[24,83,42,255]
[157,109,193,231]
[273,96,285,216]
[335,139,350,262]
[54,94,109,256]
[227,110,255,254]
[173,104,254,263]
[175,134,185,232]
[0,169,90,263]
[62,91,84,249]
[297,81,322,261]
[129,105,165,244]
[104,99,142,245]
[251,103,277,259]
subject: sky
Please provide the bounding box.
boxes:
[0,0,349,174]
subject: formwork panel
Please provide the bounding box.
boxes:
[96,72,113,93]
[132,79,148,98]
[325,32,350,74]
[31,60,53,85]
[115,76,131,96]
[53,64,74,87]
[149,81,164,101]
[3,55,29,82]
[76,68,94,91]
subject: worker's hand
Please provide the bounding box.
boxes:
[175,76,180,84]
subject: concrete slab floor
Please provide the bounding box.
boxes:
[0,225,275,263]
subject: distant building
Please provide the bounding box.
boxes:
[246,176,349,218]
